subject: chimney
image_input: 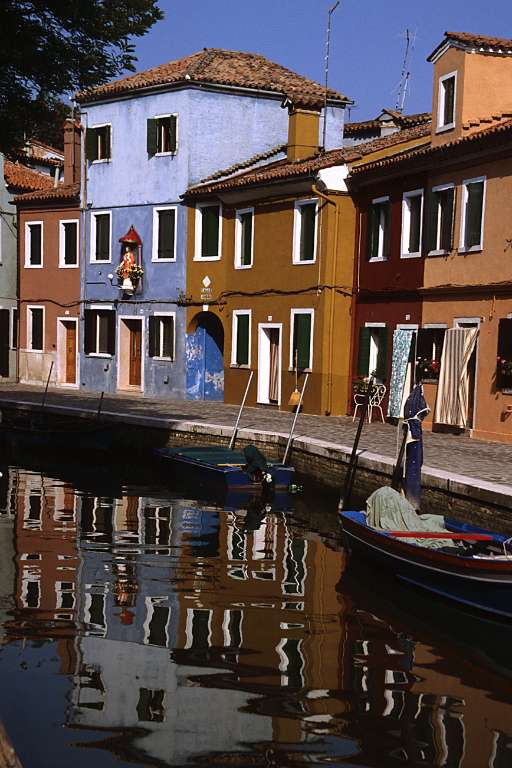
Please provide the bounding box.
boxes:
[287,106,320,161]
[63,118,82,185]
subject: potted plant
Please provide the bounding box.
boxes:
[497,356,512,390]
[116,262,144,293]
[416,357,441,383]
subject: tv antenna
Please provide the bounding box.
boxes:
[322,1,341,151]
[396,28,416,112]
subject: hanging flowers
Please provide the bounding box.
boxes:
[416,357,440,381]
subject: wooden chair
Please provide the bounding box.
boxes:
[352,384,386,424]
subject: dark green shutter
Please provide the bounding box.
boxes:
[201,205,219,258]
[86,128,97,162]
[148,316,158,357]
[375,327,388,381]
[383,201,391,260]
[168,115,177,152]
[64,222,77,265]
[162,316,174,359]
[103,125,111,159]
[300,204,316,261]
[31,308,43,350]
[147,118,158,156]
[106,311,115,355]
[240,211,253,266]
[294,313,312,369]
[366,204,378,260]
[158,209,175,259]
[426,190,438,253]
[84,310,94,354]
[96,214,110,261]
[446,186,456,250]
[11,308,18,349]
[30,224,41,265]
[408,195,421,253]
[236,314,249,365]
[497,318,512,389]
[465,181,484,248]
[357,327,371,376]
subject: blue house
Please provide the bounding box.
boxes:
[76,48,348,398]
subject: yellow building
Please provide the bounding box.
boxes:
[183,107,431,415]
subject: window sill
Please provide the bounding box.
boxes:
[288,367,312,373]
[154,151,177,157]
[91,158,111,164]
[368,257,387,263]
[400,252,422,259]
[151,356,175,362]
[90,259,112,264]
[24,264,43,269]
[436,122,455,134]
[151,257,176,263]
[500,388,512,395]
[193,255,221,262]
[87,353,112,358]
[230,363,250,369]
[427,249,449,257]
[59,263,79,269]
[292,259,316,266]
[458,245,483,254]
[420,378,439,385]
[234,264,253,270]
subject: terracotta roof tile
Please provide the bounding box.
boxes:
[350,117,512,177]
[14,183,80,204]
[429,31,512,61]
[345,111,431,136]
[3,160,54,193]
[76,48,349,107]
[185,123,430,196]
[198,144,287,185]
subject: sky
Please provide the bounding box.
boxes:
[131,0,512,122]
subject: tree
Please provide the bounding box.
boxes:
[0,0,163,156]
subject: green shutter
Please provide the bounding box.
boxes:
[240,211,253,266]
[426,189,438,253]
[162,316,174,359]
[95,214,110,261]
[106,311,115,355]
[64,222,77,265]
[158,209,175,259]
[168,115,177,152]
[446,186,456,250]
[148,316,158,357]
[84,310,95,354]
[147,118,158,156]
[299,203,316,261]
[408,195,421,253]
[375,327,388,381]
[357,326,371,376]
[30,224,42,265]
[235,314,250,365]
[366,204,378,260]
[86,128,97,162]
[294,313,312,369]
[383,201,391,259]
[31,308,43,351]
[201,205,219,258]
[465,181,484,248]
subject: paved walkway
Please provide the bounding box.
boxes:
[0,383,510,490]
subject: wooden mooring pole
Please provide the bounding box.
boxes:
[0,721,22,768]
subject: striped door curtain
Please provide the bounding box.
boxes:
[388,329,414,418]
[434,328,478,427]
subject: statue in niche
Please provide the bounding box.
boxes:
[117,225,143,294]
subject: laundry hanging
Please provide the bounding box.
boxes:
[434,328,478,427]
[388,329,414,418]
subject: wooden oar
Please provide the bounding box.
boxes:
[384,531,494,540]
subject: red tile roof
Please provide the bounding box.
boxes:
[14,183,80,205]
[3,160,54,193]
[76,48,349,108]
[345,111,430,136]
[350,117,512,177]
[185,123,430,196]
[429,31,512,61]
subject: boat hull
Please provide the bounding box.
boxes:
[341,511,512,619]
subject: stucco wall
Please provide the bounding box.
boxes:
[0,154,19,379]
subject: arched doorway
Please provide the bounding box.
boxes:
[186,312,224,400]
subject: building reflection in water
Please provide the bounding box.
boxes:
[0,464,511,767]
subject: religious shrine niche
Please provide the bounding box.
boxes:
[116,225,143,295]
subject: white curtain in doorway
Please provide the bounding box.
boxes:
[434,328,478,427]
[388,329,414,418]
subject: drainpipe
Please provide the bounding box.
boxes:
[312,183,338,415]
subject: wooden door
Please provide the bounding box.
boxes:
[64,322,76,384]
[128,321,142,386]
[0,310,10,377]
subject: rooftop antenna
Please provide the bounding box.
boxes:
[322,1,341,151]
[396,28,416,112]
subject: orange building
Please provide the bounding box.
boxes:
[16,119,82,388]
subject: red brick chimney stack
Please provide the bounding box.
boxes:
[63,118,81,186]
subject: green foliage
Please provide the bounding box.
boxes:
[0,0,163,155]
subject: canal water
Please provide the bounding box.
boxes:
[0,459,510,768]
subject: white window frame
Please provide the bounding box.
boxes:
[292,198,318,265]
[59,219,79,268]
[234,207,254,269]
[401,189,423,258]
[90,122,112,163]
[151,312,176,361]
[231,309,252,367]
[437,71,457,133]
[90,210,112,263]
[153,113,178,156]
[87,304,114,358]
[289,308,314,371]
[27,305,44,352]
[459,176,486,253]
[368,196,390,262]
[428,183,455,256]
[152,205,177,262]
[24,221,44,269]
[194,202,222,261]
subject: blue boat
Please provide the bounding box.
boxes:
[340,509,512,619]
[154,445,295,496]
